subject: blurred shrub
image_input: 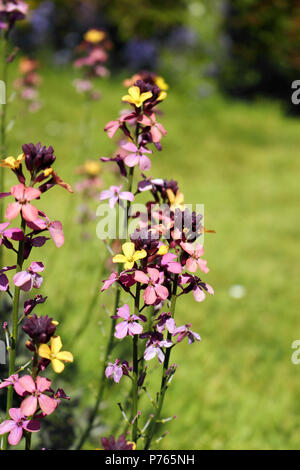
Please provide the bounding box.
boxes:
[220,0,300,100]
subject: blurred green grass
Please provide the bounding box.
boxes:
[2,64,300,449]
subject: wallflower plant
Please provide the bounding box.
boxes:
[0,141,73,450]
[77,73,214,450]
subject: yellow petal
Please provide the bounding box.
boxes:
[121,94,133,104]
[176,192,184,204]
[112,254,128,264]
[52,320,59,326]
[155,76,169,91]
[52,359,65,374]
[124,261,134,270]
[166,189,175,204]
[50,336,62,354]
[122,242,135,258]
[140,91,153,103]
[157,244,169,255]
[38,344,51,360]
[128,86,140,100]
[133,249,147,261]
[56,351,73,363]
[16,153,25,163]
[157,91,167,101]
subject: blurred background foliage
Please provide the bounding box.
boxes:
[10,0,299,108]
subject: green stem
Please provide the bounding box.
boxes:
[0,31,8,271]
[75,286,121,450]
[132,283,140,443]
[3,218,26,450]
[144,275,178,450]
[24,348,39,451]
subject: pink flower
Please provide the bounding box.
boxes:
[122,142,152,171]
[180,242,209,273]
[179,274,214,302]
[17,375,57,416]
[144,338,173,364]
[100,185,134,208]
[0,222,24,245]
[161,252,182,274]
[105,359,131,383]
[1,183,41,222]
[14,262,44,292]
[134,268,169,305]
[0,374,25,395]
[0,408,40,446]
[138,113,167,143]
[101,272,118,291]
[27,212,64,248]
[173,324,201,344]
[113,304,146,339]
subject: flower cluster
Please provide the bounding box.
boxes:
[73,28,111,101]
[97,74,214,449]
[14,57,42,113]
[0,141,73,449]
[0,0,28,31]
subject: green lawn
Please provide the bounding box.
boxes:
[1,63,300,449]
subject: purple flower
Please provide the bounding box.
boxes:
[100,185,134,208]
[0,408,40,446]
[24,294,47,316]
[0,265,16,292]
[14,261,44,292]
[134,268,169,305]
[113,304,146,339]
[155,312,176,334]
[179,273,214,302]
[101,434,136,450]
[122,142,152,171]
[105,359,131,383]
[173,324,201,344]
[0,222,24,245]
[144,337,173,364]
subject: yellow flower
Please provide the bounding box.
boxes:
[122,86,152,108]
[112,242,147,270]
[157,91,167,102]
[84,160,101,176]
[166,189,185,211]
[157,244,169,255]
[39,336,73,374]
[155,76,169,91]
[84,29,106,44]
[0,154,24,170]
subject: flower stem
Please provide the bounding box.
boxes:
[144,275,178,450]
[24,348,39,451]
[3,218,26,450]
[0,31,8,272]
[75,285,121,450]
[132,282,140,443]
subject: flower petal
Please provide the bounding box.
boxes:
[38,394,57,415]
[21,395,38,416]
[50,336,62,354]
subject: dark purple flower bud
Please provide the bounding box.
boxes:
[22,314,56,344]
[24,295,47,316]
[22,142,56,174]
[101,435,135,450]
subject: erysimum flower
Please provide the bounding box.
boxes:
[38,336,73,373]
[0,183,41,222]
[0,222,24,245]
[138,113,167,143]
[122,86,152,108]
[134,268,169,305]
[17,375,57,416]
[161,252,182,274]
[173,324,201,344]
[100,185,134,208]
[14,262,44,292]
[180,242,209,273]
[101,435,136,450]
[0,374,24,395]
[113,242,146,270]
[167,189,184,212]
[84,29,106,44]
[122,142,152,171]
[105,359,131,383]
[0,408,40,446]
[113,304,146,339]
[0,154,24,170]
[144,337,173,364]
